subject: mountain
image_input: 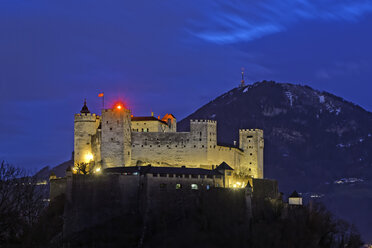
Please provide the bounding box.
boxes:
[35,160,73,179]
[178,81,372,242]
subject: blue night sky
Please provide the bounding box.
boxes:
[1,0,372,170]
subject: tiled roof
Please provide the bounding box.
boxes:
[131,116,168,125]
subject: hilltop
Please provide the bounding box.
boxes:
[178,80,372,242]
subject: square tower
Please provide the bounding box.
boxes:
[101,105,132,168]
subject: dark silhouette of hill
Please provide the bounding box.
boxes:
[178,80,372,242]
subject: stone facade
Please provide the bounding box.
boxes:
[74,102,264,178]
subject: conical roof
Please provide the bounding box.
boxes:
[80,99,90,114]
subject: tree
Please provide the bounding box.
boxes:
[0,161,46,244]
[74,162,98,174]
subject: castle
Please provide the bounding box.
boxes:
[49,97,283,241]
[74,100,264,183]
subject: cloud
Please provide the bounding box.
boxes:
[190,0,372,44]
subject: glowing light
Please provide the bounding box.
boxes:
[113,102,124,110]
[84,153,94,162]
[95,167,101,173]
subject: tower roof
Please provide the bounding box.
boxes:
[80,99,90,114]
[289,190,301,198]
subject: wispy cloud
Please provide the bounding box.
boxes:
[190,0,372,44]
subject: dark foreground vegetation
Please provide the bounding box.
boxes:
[0,161,364,248]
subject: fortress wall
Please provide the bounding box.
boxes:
[91,130,101,167]
[145,174,223,211]
[131,132,209,167]
[252,178,278,199]
[64,174,141,237]
[132,120,168,132]
[50,177,67,200]
[208,146,243,171]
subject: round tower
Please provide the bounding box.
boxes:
[74,100,100,168]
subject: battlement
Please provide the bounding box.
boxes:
[103,108,131,113]
[75,113,97,117]
[239,129,263,133]
[190,119,217,124]
[74,113,99,121]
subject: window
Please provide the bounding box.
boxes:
[142,128,144,132]
[153,173,158,177]
[106,121,108,124]
[207,175,213,179]
[206,185,210,190]
[191,184,198,190]
[160,173,167,177]
[200,175,205,179]
[110,127,112,130]
[169,174,174,178]
[111,138,114,141]
[176,183,182,189]
[128,152,130,155]
[250,153,253,156]
[226,172,231,176]
[176,174,182,178]
[202,145,204,148]
[191,174,198,178]
[117,120,119,124]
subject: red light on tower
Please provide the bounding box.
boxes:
[113,102,124,110]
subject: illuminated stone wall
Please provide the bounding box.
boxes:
[132,120,169,132]
[100,108,132,168]
[74,113,100,164]
[239,129,264,178]
[74,107,264,178]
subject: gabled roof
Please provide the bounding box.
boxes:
[162,113,176,121]
[215,162,234,171]
[289,190,301,198]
